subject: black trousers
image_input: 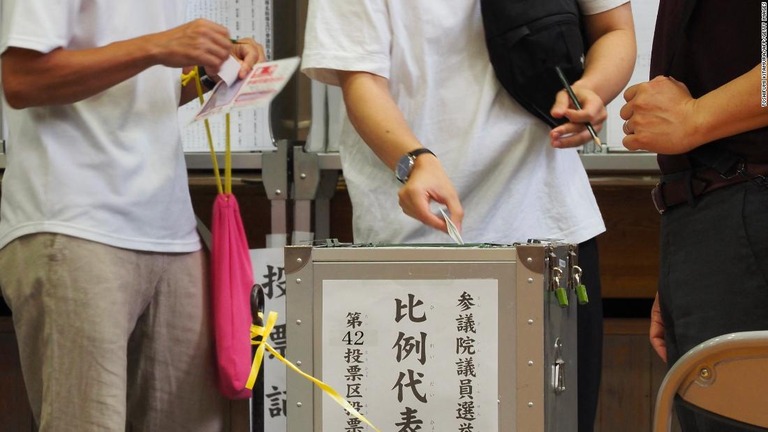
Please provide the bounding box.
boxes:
[659,181,768,431]
[577,237,602,432]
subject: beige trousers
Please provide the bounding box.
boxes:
[0,233,229,431]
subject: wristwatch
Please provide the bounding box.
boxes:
[395,148,435,184]
[197,66,217,91]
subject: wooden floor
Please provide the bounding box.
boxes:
[0,315,681,432]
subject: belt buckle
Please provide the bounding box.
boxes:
[719,160,746,180]
[651,183,667,215]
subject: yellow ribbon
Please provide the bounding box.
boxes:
[248,311,381,432]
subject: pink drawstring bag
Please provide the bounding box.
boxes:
[211,191,254,399]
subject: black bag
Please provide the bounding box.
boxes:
[481,0,586,128]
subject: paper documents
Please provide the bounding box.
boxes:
[194,56,300,122]
[440,208,464,245]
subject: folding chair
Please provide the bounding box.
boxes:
[653,330,768,431]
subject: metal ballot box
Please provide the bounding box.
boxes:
[284,242,580,432]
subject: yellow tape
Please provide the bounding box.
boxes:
[248,311,381,432]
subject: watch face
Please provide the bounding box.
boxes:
[395,154,414,183]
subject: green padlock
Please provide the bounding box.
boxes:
[571,265,589,305]
[576,283,589,305]
[556,286,569,308]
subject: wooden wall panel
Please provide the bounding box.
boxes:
[597,318,681,432]
[592,179,661,299]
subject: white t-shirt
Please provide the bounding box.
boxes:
[302,0,626,245]
[0,0,200,252]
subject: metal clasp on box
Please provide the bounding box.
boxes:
[551,338,566,394]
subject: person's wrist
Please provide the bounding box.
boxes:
[684,97,709,152]
[395,148,435,184]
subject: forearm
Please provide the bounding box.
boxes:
[548,3,635,146]
[2,18,235,109]
[690,65,768,147]
[338,71,424,169]
[577,3,636,104]
[1,37,162,108]
[338,71,461,232]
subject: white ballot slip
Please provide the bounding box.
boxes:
[216,55,242,87]
[194,56,300,122]
[440,208,464,245]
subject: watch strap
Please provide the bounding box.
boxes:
[197,66,217,91]
[395,148,436,184]
[408,148,435,159]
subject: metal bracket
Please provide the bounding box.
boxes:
[292,147,341,241]
[260,140,292,242]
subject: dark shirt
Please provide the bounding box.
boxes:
[651,0,768,172]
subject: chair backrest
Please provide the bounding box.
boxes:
[653,330,768,431]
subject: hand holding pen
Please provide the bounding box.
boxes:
[550,66,605,150]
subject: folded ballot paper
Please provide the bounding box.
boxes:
[193,56,300,122]
[440,208,464,245]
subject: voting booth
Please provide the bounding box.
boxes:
[284,242,583,432]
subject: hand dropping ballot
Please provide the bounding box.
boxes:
[193,56,300,121]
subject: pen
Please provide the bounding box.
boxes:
[554,66,602,150]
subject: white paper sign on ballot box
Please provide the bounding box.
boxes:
[322,279,499,431]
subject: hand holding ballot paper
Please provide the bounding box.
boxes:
[194,56,300,121]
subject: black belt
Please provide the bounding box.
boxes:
[651,162,768,214]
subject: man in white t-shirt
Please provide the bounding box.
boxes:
[0,1,264,430]
[302,1,635,429]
